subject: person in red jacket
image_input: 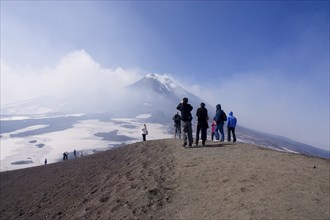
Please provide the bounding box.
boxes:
[211,120,217,141]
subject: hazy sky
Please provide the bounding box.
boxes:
[1,1,329,150]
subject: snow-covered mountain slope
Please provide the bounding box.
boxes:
[236,126,329,159]
[128,73,214,121]
[0,114,172,171]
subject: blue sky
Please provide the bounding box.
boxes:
[1,1,329,150]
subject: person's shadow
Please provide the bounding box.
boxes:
[189,142,235,149]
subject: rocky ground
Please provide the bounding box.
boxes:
[1,139,329,219]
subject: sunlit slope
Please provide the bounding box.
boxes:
[1,139,329,219]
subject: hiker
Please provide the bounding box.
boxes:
[211,121,217,141]
[213,104,227,142]
[44,158,47,165]
[172,112,181,139]
[227,111,237,142]
[62,151,69,160]
[141,124,148,141]
[195,102,209,146]
[73,149,77,158]
[177,97,193,147]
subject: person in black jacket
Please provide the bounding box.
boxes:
[176,97,193,147]
[213,104,227,142]
[172,112,181,139]
[196,102,209,146]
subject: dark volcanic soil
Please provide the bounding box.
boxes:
[1,139,329,220]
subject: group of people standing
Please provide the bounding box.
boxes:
[175,97,237,148]
[62,149,81,161]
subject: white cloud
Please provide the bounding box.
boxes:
[1,50,143,107]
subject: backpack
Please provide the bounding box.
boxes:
[215,110,227,123]
[221,111,227,121]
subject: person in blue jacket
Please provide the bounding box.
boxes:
[213,104,227,142]
[227,111,237,142]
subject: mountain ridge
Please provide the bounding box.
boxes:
[1,139,329,219]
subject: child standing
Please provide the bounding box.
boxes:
[211,121,217,141]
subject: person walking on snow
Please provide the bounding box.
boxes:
[172,112,182,139]
[141,124,148,141]
[195,102,209,146]
[177,97,193,147]
[227,111,237,142]
[213,104,227,142]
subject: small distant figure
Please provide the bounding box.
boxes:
[195,102,209,146]
[172,112,181,139]
[211,121,217,141]
[73,149,77,158]
[44,158,47,165]
[141,124,148,141]
[227,111,237,142]
[63,151,69,160]
[80,150,84,157]
[177,97,193,147]
[213,104,227,142]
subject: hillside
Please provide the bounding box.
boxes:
[1,139,329,220]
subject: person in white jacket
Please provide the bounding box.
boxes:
[141,124,148,141]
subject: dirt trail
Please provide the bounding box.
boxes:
[1,138,329,220]
[166,139,330,220]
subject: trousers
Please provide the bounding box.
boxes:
[182,120,193,146]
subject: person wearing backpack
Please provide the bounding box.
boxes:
[213,104,227,142]
[195,102,209,146]
[227,111,237,142]
[172,112,181,139]
[177,97,193,147]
